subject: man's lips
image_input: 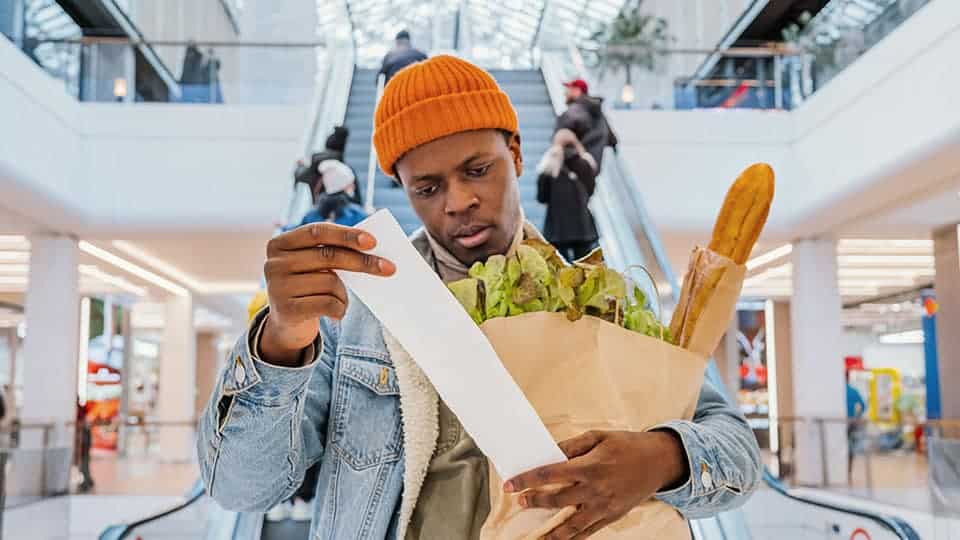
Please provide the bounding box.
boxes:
[453,225,494,249]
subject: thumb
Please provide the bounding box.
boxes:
[558,430,605,458]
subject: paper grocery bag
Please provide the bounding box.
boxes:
[478,251,745,540]
[478,312,701,540]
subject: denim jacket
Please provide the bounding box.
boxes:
[197,235,762,540]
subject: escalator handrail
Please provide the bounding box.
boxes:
[98,478,205,540]
[363,73,386,213]
[760,469,921,539]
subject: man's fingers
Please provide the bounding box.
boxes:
[267,222,376,254]
[504,462,580,493]
[519,484,590,509]
[558,431,605,459]
[266,246,395,276]
[287,294,347,320]
[544,508,604,540]
[273,273,347,304]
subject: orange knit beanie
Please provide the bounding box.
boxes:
[373,55,520,177]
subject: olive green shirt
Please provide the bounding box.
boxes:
[404,400,490,539]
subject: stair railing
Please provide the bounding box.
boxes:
[364,73,386,213]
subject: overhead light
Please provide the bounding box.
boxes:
[0,264,28,275]
[0,252,29,263]
[746,244,793,271]
[0,236,29,249]
[78,265,147,297]
[837,268,934,278]
[111,241,260,295]
[837,239,933,256]
[839,286,880,297]
[839,239,933,249]
[78,241,189,297]
[878,329,924,344]
[111,240,204,290]
[837,255,935,266]
[837,278,916,288]
[743,263,791,286]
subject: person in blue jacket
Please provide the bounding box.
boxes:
[298,160,368,228]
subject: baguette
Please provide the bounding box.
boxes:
[708,163,775,264]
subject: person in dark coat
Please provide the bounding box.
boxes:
[555,79,619,173]
[378,30,428,83]
[536,128,599,262]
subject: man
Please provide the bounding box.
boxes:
[846,378,867,478]
[378,30,428,84]
[198,55,761,540]
[556,78,619,173]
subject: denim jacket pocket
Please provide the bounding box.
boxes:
[331,354,403,471]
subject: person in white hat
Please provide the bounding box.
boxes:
[305,160,368,227]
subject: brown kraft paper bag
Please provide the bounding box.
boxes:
[479,248,746,540]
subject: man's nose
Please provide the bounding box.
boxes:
[444,178,480,215]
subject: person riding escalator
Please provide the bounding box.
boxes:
[536,128,599,262]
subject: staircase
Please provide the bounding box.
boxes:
[341,68,554,235]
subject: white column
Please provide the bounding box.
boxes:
[155,294,195,462]
[789,239,847,486]
[933,225,960,418]
[21,235,80,448]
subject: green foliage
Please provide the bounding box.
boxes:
[447,240,671,341]
[580,0,674,83]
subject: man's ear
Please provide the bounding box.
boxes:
[509,133,524,178]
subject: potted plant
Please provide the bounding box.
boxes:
[580,0,673,107]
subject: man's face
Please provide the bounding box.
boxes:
[394,129,522,266]
[565,85,582,104]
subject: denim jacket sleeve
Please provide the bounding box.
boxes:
[651,376,762,519]
[196,308,337,512]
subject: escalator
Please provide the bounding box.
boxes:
[99,55,922,540]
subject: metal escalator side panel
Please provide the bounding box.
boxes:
[757,470,921,540]
[97,478,206,540]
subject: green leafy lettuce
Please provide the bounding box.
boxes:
[446,240,671,341]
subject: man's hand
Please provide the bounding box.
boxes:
[503,430,689,540]
[260,222,396,366]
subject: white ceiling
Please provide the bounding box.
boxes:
[839,181,960,237]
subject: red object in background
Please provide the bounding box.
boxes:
[924,296,939,316]
[755,365,767,385]
[740,364,749,379]
[721,83,751,108]
[845,356,864,372]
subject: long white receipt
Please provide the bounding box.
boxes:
[335,210,566,479]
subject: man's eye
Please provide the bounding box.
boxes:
[415,184,439,198]
[466,164,492,178]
